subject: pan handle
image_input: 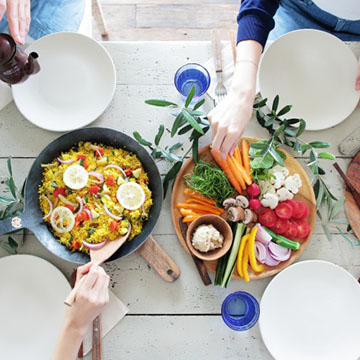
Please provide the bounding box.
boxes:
[0,213,27,236]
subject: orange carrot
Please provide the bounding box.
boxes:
[234,145,243,167]
[242,140,251,175]
[176,203,223,214]
[185,198,224,211]
[183,215,199,223]
[183,189,216,205]
[210,148,243,195]
[228,156,246,190]
[180,208,199,217]
[232,157,252,186]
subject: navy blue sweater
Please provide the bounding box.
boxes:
[237,0,280,48]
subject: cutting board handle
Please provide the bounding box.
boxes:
[136,234,180,282]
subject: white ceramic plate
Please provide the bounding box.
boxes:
[260,260,360,360]
[259,30,360,131]
[0,255,71,359]
[12,32,116,132]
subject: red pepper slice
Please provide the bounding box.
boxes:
[106,176,116,186]
[89,185,100,194]
[110,221,118,232]
[74,213,83,228]
[72,240,80,250]
[77,154,86,161]
[125,169,132,177]
[83,160,89,169]
[95,147,105,157]
[54,187,66,198]
[65,204,75,212]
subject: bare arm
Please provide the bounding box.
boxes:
[208,40,262,159]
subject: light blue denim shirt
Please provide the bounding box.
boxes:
[0,0,85,39]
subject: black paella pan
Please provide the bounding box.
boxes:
[0,128,179,280]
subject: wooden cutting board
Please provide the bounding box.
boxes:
[171,138,316,280]
[345,150,360,240]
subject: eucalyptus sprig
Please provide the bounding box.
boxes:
[133,86,209,196]
[253,95,354,243]
[0,157,25,253]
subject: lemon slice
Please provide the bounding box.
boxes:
[116,182,145,210]
[63,164,89,190]
[50,206,75,234]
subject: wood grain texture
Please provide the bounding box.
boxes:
[171,139,316,280]
[345,150,360,241]
[92,315,102,360]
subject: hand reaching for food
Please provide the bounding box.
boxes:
[0,0,31,45]
[51,263,110,360]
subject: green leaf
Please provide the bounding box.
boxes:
[286,118,300,125]
[272,95,279,112]
[163,161,183,197]
[151,149,162,159]
[154,124,165,146]
[182,109,204,134]
[250,141,267,150]
[264,117,275,127]
[296,119,306,137]
[178,124,193,135]
[0,195,15,203]
[273,124,286,137]
[193,98,205,111]
[145,99,178,108]
[160,149,181,163]
[277,105,292,117]
[253,97,267,109]
[318,152,336,160]
[322,224,333,241]
[8,177,17,199]
[269,147,285,167]
[309,141,330,149]
[0,241,17,254]
[169,142,183,153]
[8,236,18,249]
[294,140,301,152]
[284,128,297,137]
[192,138,199,163]
[309,149,317,164]
[171,113,184,137]
[133,132,152,147]
[318,167,325,175]
[250,154,274,169]
[185,85,196,108]
[7,157,12,177]
[189,110,206,116]
[256,110,266,127]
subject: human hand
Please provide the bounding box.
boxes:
[65,263,110,335]
[0,0,31,45]
[208,89,254,160]
[356,60,360,91]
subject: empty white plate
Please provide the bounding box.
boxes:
[260,260,360,360]
[0,255,70,359]
[259,29,360,131]
[12,32,116,132]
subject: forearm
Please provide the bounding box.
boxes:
[51,317,86,360]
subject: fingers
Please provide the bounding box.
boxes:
[18,1,26,44]
[76,262,93,282]
[220,131,238,160]
[25,0,30,33]
[0,0,6,23]
[7,0,21,45]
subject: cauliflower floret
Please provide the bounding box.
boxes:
[277,187,294,201]
[261,193,279,209]
[269,165,289,177]
[259,180,276,196]
[270,172,285,189]
[285,174,302,194]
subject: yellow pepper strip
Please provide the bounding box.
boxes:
[242,245,250,282]
[248,227,265,273]
[236,233,250,278]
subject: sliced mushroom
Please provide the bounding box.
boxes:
[236,195,249,209]
[226,206,245,222]
[222,198,237,210]
[247,222,256,229]
[243,209,257,225]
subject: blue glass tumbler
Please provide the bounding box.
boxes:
[174,63,210,101]
[221,291,260,331]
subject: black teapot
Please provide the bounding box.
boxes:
[0,33,40,85]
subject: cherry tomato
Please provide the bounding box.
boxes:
[72,240,80,250]
[258,208,277,228]
[89,185,100,194]
[77,154,86,161]
[283,200,297,214]
[283,220,299,239]
[296,219,310,238]
[299,202,310,219]
[53,187,66,198]
[83,160,89,169]
[74,213,83,228]
[106,176,116,186]
[110,221,118,232]
[95,147,105,157]
[292,201,306,219]
[125,169,132,177]
[65,204,75,212]
[271,218,290,235]
[275,202,294,220]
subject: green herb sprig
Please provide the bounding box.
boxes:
[253,95,356,244]
[133,86,209,196]
[0,157,25,253]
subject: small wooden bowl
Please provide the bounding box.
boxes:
[186,215,233,261]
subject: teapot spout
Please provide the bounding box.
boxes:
[24,52,40,75]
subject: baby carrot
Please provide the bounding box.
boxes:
[232,157,252,186]
[228,156,246,191]
[183,189,216,205]
[176,203,223,214]
[234,145,243,167]
[241,140,251,176]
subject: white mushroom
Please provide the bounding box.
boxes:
[243,209,257,225]
[226,207,245,222]
[261,193,279,209]
[269,164,289,177]
[270,172,285,189]
[277,187,294,201]
[222,198,237,210]
[235,195,249,209]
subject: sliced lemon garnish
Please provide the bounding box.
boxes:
[116,182,145,210]
[50,206,75,234]
[63,164,89,190]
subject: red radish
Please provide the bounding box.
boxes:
[249,198,261,210]
[247,183,261,197]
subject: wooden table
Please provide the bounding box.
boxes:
[0,41,360,359]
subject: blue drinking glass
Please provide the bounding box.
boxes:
[174,63,211,101]
[221,291,260,331]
